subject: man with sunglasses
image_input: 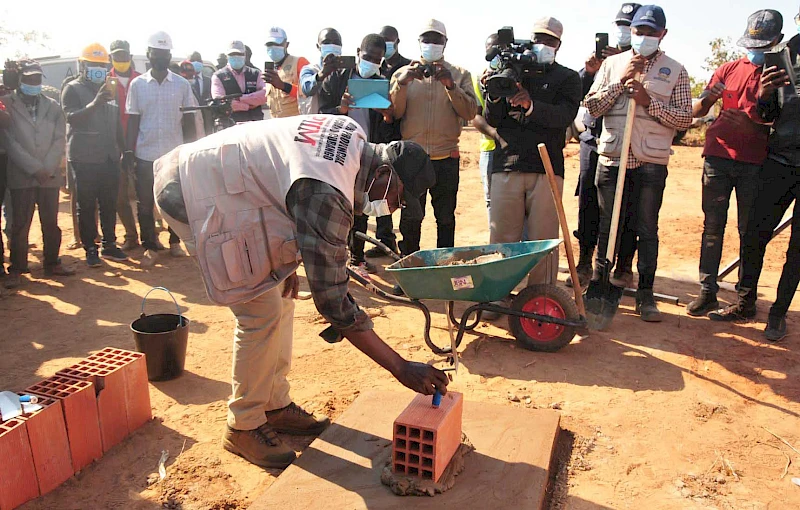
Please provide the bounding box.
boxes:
[152,114,446,469]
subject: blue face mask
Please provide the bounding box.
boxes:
[385,42,396,59]
[19,83,41,96]
[266,46,286,63]
[358,57,381,78]
[228,55,245,70]
[320,44,342,60]
[532,44,556,65]
[631,34,660,57]
[614,25,632,48]
[86,66,107,84]
[192,61,204,74]
[747,49,767,65]
[489,54,501,70]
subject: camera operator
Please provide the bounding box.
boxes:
[568,3,641,290]
[483,17,581,287]
[584,5,692,323]
[390,19,477,254]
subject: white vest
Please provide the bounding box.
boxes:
[597,50,683,166]
[176,115,366,306]
[267,55,303,118]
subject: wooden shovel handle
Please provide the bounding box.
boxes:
[537,143,585,316]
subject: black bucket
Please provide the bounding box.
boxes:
[131,287,190,381]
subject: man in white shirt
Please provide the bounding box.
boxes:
[125,31,199,266]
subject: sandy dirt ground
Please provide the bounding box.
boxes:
[2,128,800,510]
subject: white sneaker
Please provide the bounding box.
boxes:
[169,243,187,257]
[141,249,158,268]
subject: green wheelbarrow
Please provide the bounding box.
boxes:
[341,234,585,355]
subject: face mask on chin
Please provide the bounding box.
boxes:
[362,167,398,217]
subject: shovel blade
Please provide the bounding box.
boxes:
[584,276,624,331]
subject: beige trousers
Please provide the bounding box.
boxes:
[489,172,563,286]
[157,206,294,431]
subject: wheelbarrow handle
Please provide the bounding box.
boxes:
[141,286,182,318]
[354,231,402,262]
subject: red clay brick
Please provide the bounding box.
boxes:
[88,348,152,432]
[393,392,463,483]
[17,394,73,496]
[0,418,39,510]
[25,377,103,472]
[56,360,129,452]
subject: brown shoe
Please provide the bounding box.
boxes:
[45,263,76,277]
[4,272,21,289]
[222,423,296,469]
[266,402,331,436]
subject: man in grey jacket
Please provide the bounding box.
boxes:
[2,60,74,288]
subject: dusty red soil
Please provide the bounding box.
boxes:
[2,129,799,509]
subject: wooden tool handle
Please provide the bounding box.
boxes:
[604,91,638,263]
[537,143,585,316]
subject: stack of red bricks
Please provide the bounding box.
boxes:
[0,348,151,510]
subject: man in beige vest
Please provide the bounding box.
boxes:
[263,27,310,118]
[153,115,447,469]
[584,5,692,322]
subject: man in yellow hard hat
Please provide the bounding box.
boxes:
[61,43,129,268]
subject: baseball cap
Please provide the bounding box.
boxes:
[265,27,287,45]
[615,3,642,25]
[18,60,43,76]
[109,40,130,54]
[737,10,783,49]
[384,141,435,222]
[420,19,447,38]
[631,5,667,31]
[532,17,564,40]
[225,40,246,55]
[147,31,173,50]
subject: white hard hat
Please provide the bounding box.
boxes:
[147,31,173,50]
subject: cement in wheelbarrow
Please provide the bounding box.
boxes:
[386,240,561,303]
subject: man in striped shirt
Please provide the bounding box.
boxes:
[584,5,692,323]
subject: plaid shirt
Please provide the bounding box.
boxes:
[286,178,373,334]
[584,51,692,168]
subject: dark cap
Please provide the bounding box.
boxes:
[631,5,667,31]
[615,3,642,25]
[385,141,435,221]
[109,40,130,54]
[18,60,43,76]
[737,10,783,49]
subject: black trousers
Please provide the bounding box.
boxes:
[399,157,459,255]
[595,162,667,290]
[134,158,179,250]
[698,156,760,293]
[9,187,61,272]
[72,159,120,250]
[575,142,600,255]
[0,153,7,266]
[738,158,800,318]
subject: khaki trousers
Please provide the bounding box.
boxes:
[489,171,563,286]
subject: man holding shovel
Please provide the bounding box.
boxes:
[152,115,448,469]
[584,5,692,326]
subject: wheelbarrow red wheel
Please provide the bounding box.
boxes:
[509,284,578,352]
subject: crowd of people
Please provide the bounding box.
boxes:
[1,3,799,468]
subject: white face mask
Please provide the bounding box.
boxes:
[420,42,445,62]
[613,24,632,47]
[358,57,381,79]
[533,44,556,65]
[631,34,660,57]
[362,167,397,217]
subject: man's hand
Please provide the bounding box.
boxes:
[620,54,646,84]
[282,272,299,299]
[585,54,602,75]
[318,54,338,80]
[719,109,765,136]
[91,83,114,106]
[339,91,355,115]
[625,79,651,107]
[434,65,454,90]
[759,66,791,99]
[397,62,424,86]
[395,361,449,396]
[263,69,284,89]
[34,169,51,185]
[601,46,622,59]
[376,105,394,123]
[508,83,532,110]
[703,82,726,106]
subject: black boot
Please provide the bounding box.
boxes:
[686,290,719,317]
[567,242,594,289]
[635,289,662,322]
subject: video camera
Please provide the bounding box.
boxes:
[180,93,242,132]
[484,27,537,98]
